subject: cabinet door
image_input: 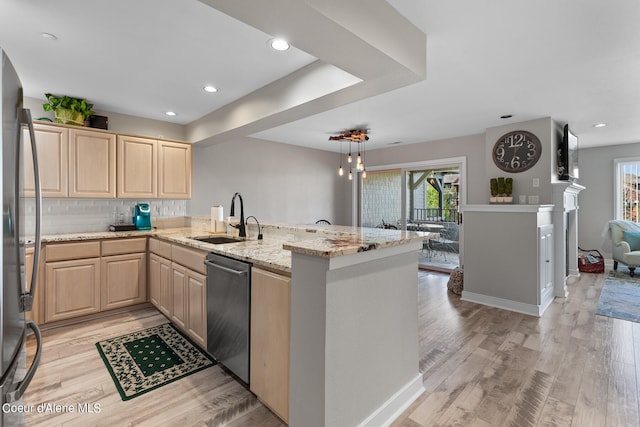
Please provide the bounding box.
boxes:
[23,123,68,197]
[69,128,116,197]
[149,253,172,318]
[539,225,554,304]
[101,253,147,310]
[158,141,191,199]
[171,262,187,330]
[250,268,291,422]
[45,258,100,322]
[117,135,157,198]
[186,269,206,348]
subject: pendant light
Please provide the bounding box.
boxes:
[338,140,344,176]
[329,128,369,180]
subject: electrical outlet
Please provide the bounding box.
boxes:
[532,178,540,188]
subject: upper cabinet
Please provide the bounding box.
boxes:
[117,135,158,198]
[158,141,191,199]
[26,122,191,199]
[117,136,192,199]
[69,128,116,198]
[24,123,69,197]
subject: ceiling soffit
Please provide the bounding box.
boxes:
[189,0,426,145]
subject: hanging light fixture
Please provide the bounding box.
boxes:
[329,128,369,179]
[337,140,344,176]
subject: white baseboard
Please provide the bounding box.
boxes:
[358,373,424,427]
[461,291,549,317]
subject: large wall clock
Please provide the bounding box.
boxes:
[492,130,542,173]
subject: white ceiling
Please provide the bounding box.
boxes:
[2,0,639,151]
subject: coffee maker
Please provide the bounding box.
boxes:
[133,203,152,230]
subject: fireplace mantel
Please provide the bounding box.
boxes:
[552,181,586,297]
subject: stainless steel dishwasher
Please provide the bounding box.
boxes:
[205,252,251,385]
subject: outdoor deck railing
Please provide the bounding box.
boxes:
[413,208,458,223]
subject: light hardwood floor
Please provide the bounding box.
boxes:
[24,270,638,426]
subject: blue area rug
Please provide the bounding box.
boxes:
[596,271,640,322]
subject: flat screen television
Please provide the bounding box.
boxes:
[558,124,579,181]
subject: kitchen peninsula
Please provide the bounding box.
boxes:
[36,220,428,426]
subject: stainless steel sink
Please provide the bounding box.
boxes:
[190,235,243,244]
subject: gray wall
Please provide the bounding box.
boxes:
[189,136,351,225]
[25,96,186,141]
[578,141,640,256]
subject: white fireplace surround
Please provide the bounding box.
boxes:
[552,181,586,297]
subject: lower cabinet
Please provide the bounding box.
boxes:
[250,267,291,423]
[101,252,146,310]
[186,269,206,348]
[171,262,188,330]
[45,257,101,322]
[149,252,172,318]
[43,238,147,323]
[149,238,207,348]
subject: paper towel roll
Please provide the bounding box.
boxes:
[211,206,224,232]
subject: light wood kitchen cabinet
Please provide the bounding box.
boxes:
[117,135,157,198]
[158,141,191,199]
[250,267,291,423]
[69,128,116,198]
[23,123,68,197]
[171,262,187,330]
[149,253,172,318]
[100,238,147,310]
[44,241,101,323]
[149,238,173,318]
[185,269,206,348]
[170,256,207,347]
[149,238,206,346]
[171,244,207,347]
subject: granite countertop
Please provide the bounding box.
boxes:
[36,222,433,274]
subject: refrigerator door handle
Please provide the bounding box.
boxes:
[5,320,42,403]
[19,108,41,312]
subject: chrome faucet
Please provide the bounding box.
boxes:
[229,192,246,238]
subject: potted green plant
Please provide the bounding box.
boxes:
[504,177,513,203]
[497,177,506,202]
[490,178,498,203]
[43,93,95,126]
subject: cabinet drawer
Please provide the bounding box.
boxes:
[149,238,172,258]
[171,244,207,274]
[45,241,101,262]
[102,237,147,256]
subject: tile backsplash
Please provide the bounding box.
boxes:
[24,198,187,235]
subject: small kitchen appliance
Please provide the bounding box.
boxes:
[133,203,151,230]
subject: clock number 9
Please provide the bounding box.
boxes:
[496,145,505,161]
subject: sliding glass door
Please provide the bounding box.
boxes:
[359,158,465,271]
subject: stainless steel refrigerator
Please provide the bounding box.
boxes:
[0,48,43,426]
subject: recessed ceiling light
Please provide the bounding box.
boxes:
[40,32,58,41]
[165,111,177,117]
[500,114,513,119]
[593,123,607,128]
[203,85,217,93]
[269,38,290,51]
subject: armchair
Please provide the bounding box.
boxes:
[608,220,640,277]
